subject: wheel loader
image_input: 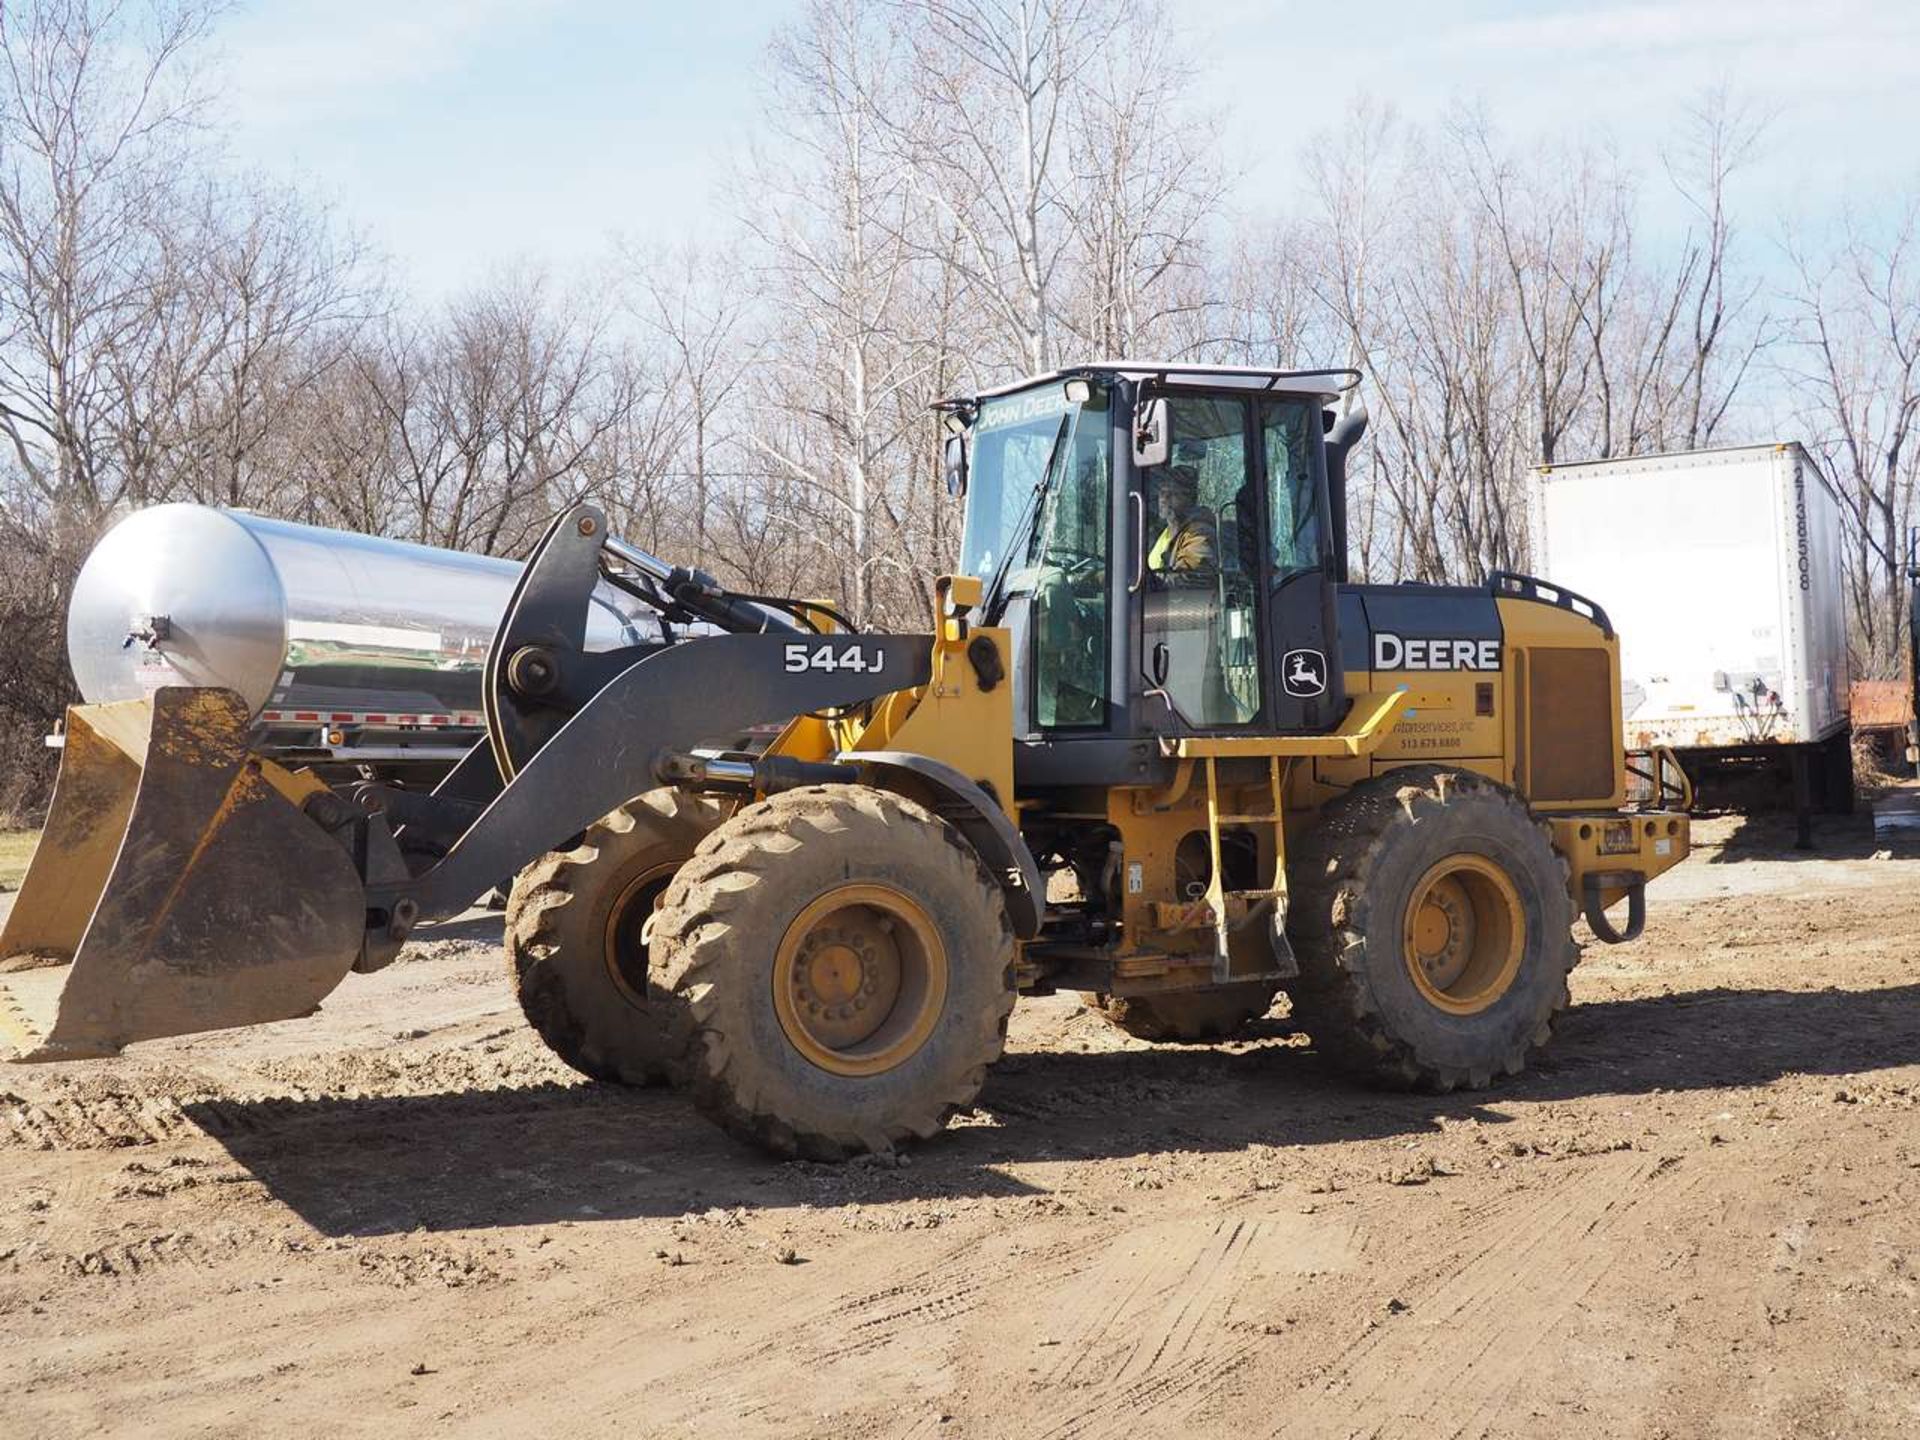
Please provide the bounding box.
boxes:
[0,363,1694,1159]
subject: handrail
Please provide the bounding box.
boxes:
[1488,570,1614,639]
[1625,744,1694,812]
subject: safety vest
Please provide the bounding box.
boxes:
[1148,510,1218,572]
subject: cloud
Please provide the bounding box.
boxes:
[217,0,571,127]
[1443,0,1920,95]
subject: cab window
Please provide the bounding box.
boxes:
[1030,389,1111,727]
[1262,400,1320,578]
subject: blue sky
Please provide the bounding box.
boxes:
[214,0,1920,296]
[216,0,793,288]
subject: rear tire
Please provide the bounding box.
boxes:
[653,785,1015,1160]
[1286,767,1574,1091]
[1081,984,1278,1043]
[505,788,729,1085]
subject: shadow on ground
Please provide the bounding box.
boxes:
[405,911,508,945]
[1701,809,1920,863]
[187,978,1920,1238]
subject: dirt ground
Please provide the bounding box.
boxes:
[4,809,1920,1439]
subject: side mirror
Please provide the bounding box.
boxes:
[943,433,968,497]
[1133,396,1169,469]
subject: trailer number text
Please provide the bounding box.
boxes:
[784,642,888,675]
[1374,634,1501,671]
[1793,470,1811,592]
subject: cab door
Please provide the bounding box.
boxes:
[1136,391,1264,731]
[1258,397,1343,732]
[1130,389,1342,738]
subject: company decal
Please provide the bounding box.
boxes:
[1373,633,1502,672]
[975,387,1076,433]
[1282,648,1327,697]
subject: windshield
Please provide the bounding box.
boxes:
[959,381,1109,587]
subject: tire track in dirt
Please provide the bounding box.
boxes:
[1022,1216,1276,1439]
[646,1213,1281,1435]
[3,1228,220,1282]
[1113,1218,1258,1385]
[809,1248,1027,1363]
[777,1228,1110,1366]
[1,1090,203,1149]
[1285,1153,1704,1439]
[1038,1344,1258,1440]
[627,1229,1118,1434]
[55,1231,211,1279]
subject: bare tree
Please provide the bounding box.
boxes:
[882,0,1101,373]
[1597,88,1770,456]
[738,0,936,624]
[633,244,754,572]
[1057,5,1222,357]
[162,179,374,509]
[0,0,222,518]
[1784,199,1920,677]
[1451,107,1633,468]
[346,270,637,556]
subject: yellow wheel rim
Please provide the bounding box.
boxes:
[772,883,948,1077]
[603,863,677,1008]
[1401,855,1525,1016]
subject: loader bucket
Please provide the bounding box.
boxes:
[0,688,366,1060]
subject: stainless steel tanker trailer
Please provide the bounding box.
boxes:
[64,504,662,786]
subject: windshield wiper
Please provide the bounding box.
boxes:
[983,412,1073,625]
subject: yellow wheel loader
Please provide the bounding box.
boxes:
[0,364,1694,1159]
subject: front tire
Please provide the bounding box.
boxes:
[505,788,729,1085]
[653,785,1015,1160]
[1286,767,1574,1091]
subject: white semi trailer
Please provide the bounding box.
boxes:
[1531,443,1852,843]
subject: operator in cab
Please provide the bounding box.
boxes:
[1147,464,1217,579]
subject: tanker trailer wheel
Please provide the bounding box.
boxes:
[1285,767,1575,1092]
[1079,984,1278,1043]
[652,785,1015,1160]
[505,788,730,1085]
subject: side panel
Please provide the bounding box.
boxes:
[843,626,1017,817]
[1310,585,1624,813]
[1785,445,1850,741]
[1534,449,1797,748]
[1352,586,1506,771]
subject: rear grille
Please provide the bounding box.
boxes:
[1526,648,1614,801]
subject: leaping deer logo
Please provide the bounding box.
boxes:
[1282,649,1326,697]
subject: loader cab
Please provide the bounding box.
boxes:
[950,364,1360,784]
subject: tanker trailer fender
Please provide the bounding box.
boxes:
[369,632,940,940]
[836,750,1044,940]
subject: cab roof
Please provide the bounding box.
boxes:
[948,362,1361,409]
